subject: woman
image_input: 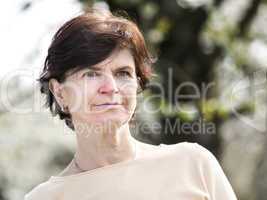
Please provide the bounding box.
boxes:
[24,9,237,200]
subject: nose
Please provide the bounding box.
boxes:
[98,74,119,94]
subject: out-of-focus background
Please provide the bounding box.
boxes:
[1,0,267,199]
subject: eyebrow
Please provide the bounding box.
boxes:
[115,66,134,72]
[89,66,135,72]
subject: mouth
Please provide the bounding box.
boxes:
[93,103,123,109]
[95,103,120,106]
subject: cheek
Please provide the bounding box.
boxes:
[63,82,96,112]
[123,87,137,111]
[64,89,82,112]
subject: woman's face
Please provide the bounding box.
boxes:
[59,48,138,128]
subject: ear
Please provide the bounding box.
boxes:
[48,78,65,108]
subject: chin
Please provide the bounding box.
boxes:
[73,108,133,126]
[85,112,130,125]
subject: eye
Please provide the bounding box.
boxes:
[84,70,101,78]
[116,70,132,78]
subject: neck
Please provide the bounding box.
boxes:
[73,122,137,171]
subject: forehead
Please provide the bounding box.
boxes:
[65,48,136,80]
[91,48,135,70]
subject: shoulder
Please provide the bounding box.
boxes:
[24,180,59,200]
[160,141,213,158]
[164,144,237,199]
[159,142,219,169]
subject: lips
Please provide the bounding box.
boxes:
[93,102,123,109]
[92,104,122,111]
[95,103,120,106]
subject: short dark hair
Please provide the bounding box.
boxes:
[38,9,156,130]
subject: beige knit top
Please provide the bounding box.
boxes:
[24,142,237,200]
